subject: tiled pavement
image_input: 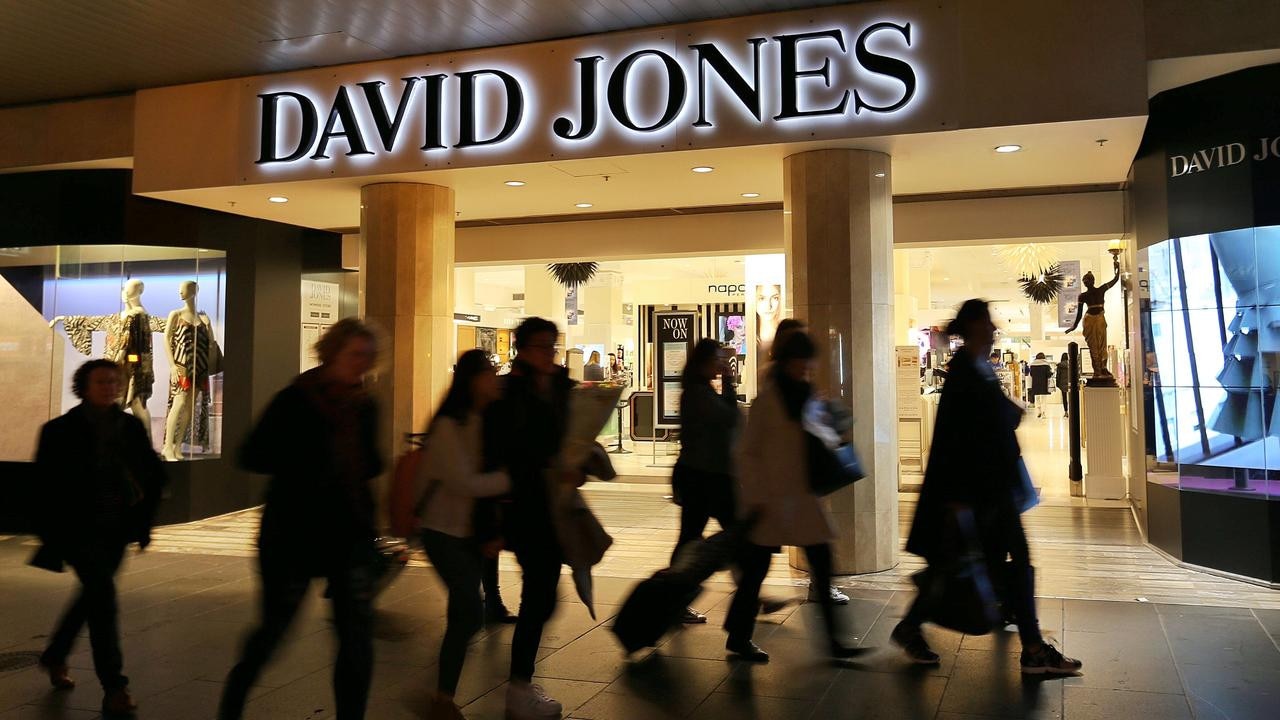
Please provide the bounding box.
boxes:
[1,485,1278,719]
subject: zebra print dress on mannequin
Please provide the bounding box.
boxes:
[167,313,214,449]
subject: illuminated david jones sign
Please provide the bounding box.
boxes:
[257,23,918,164]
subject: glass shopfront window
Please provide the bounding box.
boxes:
[0,245,227,462]
[1142,225,1280,498]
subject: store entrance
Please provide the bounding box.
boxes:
[455,253,780,483]
[894,239,1125,500]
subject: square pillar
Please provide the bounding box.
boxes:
[361,183,455,464]
[784,149,898,574]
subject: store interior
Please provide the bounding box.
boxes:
[452,239,1127,498]
[894,239,1126,499]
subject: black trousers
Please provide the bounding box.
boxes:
[482,554,505,614]
[219,548,375,720]
[904,511,1042,647]
[726,543,839,646]
[42,541,128,690]
[421,530,484,696]
[671,465,737,565]
[1060,388,1069,414]
[509,542,561,682]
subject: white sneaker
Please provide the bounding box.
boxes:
[506,681,563,719]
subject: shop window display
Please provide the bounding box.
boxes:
[1142,225,1280,497]
[0,245,226,463]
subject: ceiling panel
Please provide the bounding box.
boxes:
[0,0,861,107]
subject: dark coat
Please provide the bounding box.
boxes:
[240,369,382,571]
[676,380,739,475]
[1028,361,1053,396]
[482,360,574,553]
[906,349,1022,561]
[32,404,167,567]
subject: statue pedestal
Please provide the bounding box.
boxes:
[1082,386,1126,500]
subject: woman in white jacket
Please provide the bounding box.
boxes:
[415,350,511,720]
[725,330,866,662]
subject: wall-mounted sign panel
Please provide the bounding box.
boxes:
[654,310,697,428]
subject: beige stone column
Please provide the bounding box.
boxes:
[361,183,455,465]
[784,149,897,574]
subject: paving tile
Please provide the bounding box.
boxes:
[938,650,1064,719]
[570,690,684,720]
[1062,687,1191,720]
[1061,629,1182,694]
[0,704,100,720]
[1063,599,1160,633]
[462,677,607,720]
[1178,662,1280,720]
[601,655,730,716]
[241,667,335,720]
[1154,603,1255,618]
[778,595,885,646]
[812,669,947,720]
[1162,613,1280,672]
[715,638,841,702]
[0,668,71,715]
[687,691,816,720]
[535,626,650,684]
[1252,608,1280,641]
[131,678,269,720]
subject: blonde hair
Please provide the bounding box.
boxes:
[315,318,380,366]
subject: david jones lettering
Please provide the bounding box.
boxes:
[258,23,917,164]
[1169,135,1280,177]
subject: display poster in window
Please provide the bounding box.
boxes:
[565,285,579,326]
[896,346,921,418]
[1057,261,1082,328]
[654,310,696,428]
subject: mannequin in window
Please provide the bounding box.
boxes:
[50,279,164,436]
[162,281,221,461]
[1065,257,1121,385]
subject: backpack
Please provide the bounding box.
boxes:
[388,433,436,538]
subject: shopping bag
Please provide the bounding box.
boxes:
[803,398,865,496]
[910,509,1000,635]
[1011,458,1039,514]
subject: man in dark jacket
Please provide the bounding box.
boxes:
[33,359,167,716]
[483,317,574,720]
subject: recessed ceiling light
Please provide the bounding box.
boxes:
[575,202,593,209]
[504,180,526,187]
[691,166,715,173]
[741,192,760,198]
[994,144,1022,153]
[268,195,288,203]
[874,172,886,178]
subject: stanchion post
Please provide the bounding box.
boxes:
[1068,342,1084,490]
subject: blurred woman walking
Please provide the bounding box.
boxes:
[219,319,383,720]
